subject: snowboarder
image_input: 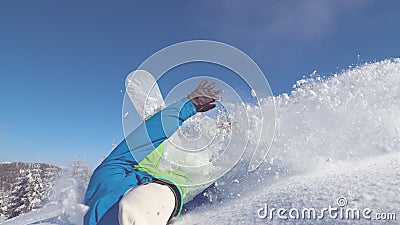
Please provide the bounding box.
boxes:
[84,80,222,225]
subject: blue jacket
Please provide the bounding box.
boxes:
[84,98,197,225]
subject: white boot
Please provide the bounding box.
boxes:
[118,182,175,225]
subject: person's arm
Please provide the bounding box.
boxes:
[103,98,197,166]
[102,79,222,167]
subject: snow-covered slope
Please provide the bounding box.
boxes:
[173,152,400,225]
[2,59,400,224]
[0,171,88,225]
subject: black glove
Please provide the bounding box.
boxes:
[187,80,223,112]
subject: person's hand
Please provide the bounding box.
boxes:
[187,80,223,112]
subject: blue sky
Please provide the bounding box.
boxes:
[1,0,399,168]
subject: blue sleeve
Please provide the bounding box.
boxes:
[104,97,197,165]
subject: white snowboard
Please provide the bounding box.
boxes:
[125,70,165,120]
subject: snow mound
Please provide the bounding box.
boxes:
[268,58,400,174]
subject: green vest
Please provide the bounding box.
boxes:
[133,142,210,204]
[133,115,211,204]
